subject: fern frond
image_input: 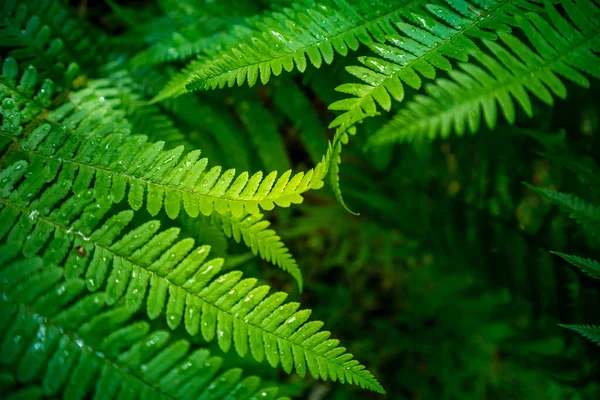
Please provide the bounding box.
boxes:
[212,212,303,291]
[153,0,424,101]
[527,185,600,241]
[559,324,600,346]
[0,157,303,286]
[0,257,290,400]
[0,164,384,394]
[328,0,544,131]
[0,59,327,219]
[551,252,600,279]
[368,0,600,146]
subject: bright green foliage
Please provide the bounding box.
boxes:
[0,59,327,221]
[0,161,384,394]
[153,0,424,100]
[559,325,600,346]
[328,0,544,131]
[551,252,600,279]
[212,212,303,290]
[369,0,600,146]
[0,257,290,400]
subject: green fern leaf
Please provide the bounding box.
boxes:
[0,257,289,400]
[328,0,544,132]
[551,252,600,279]
[212,212,303,291]
[0,165,384,393]
[0,59,327,219]
[152,0,425,101]
[559,324,600,346]
[368,0,600,146]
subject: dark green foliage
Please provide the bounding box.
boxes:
[1,0,600,399]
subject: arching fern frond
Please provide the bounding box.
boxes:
[368,0,600,146]
[328,0,545,131]
[0,58,327,219]
[153,0,425,101]
[559,325,600,346]
[212,212,303,290]
[0,157,303,287]
[0,258,290,400]
[0,162,384,394]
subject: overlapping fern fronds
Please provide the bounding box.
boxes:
[0,257,290,400]
[0,58,327,220]
[153,0,425,101]
[369,0,600,146]
[328,0,545,132]
[0,161,385,394]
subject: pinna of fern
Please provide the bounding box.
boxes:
[368,0,600,146]
[0,160,385,394]
[0,257,290,400]
[152,0,425,101]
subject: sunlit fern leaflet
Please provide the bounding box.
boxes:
[0,160,385,394]
[368,0,600,146]
[153,0,425,101]
[0,257,290,400]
